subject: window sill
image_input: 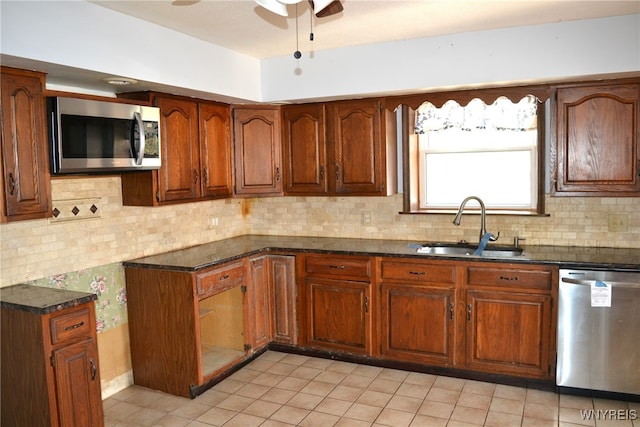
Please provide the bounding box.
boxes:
[400,210,550,217]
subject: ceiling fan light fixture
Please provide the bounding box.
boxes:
[278,0,304,4]
[255,0,288,16]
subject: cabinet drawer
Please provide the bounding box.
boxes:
[380,260,456,285]
[197,262,245,296]
[467,266,552,290]
[305,255,371,280]
[50,308,92,345]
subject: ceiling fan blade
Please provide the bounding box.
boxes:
[314,0,343,17]
[171,0,200,5]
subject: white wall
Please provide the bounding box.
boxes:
[0,1,262,101]
[261,14,640,102]
[1,2,638,103]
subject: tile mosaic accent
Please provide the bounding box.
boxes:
[27,262,127,333]
[49,197,102,222]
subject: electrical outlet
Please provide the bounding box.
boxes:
[210,217,219,228]
[362,210,372,225]
[608,213,628,232]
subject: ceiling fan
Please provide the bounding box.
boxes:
[258,0,344,18]
[172,0,343,18]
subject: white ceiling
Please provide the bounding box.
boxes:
[91,0,640,59]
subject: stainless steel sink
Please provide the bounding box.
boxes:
[416,242,524,258]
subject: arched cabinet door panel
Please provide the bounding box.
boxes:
[553,82,640,196]
[0,66,51,222]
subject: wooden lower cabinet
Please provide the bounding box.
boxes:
[125,261,252,398]
[378,259,457,366]
[380,284,455,365]
[301,255,373,354]
[270,255,298,344]
[249,255,297,348]
[125,255,297,398]
[465,290,553,378]
[297,255,557,381]
[463,262,557,379]
[305,277,372,354]
[1,298,103,427]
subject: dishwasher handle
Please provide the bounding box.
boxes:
[561,277,640,288]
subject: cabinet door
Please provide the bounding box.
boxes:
[199,102,232,198]
[305,277,371,354]
[248,257,273,350]
[53,338,104,427]
[332,99,383,194]
[282,104,327,195]
[156,96,201,202]
[270,255,297,344]
[380,283,455,366]
[465,290,552,378]
[233,107,282,195]
[0,67,51,221]
[554,83,640,195]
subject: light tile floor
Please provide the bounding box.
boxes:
[104,351,639,427]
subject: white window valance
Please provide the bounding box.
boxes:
[414,95,538,134]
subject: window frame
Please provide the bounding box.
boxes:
[397,88,548,215]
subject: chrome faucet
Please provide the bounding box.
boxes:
[453,196,500,243]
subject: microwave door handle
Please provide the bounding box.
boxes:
[133,112,145,165]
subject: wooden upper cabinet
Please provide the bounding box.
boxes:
[281,98,397,197]
[199,102,232,198]
[330,99,397,196]
[553,81,640,196]
[120,93,232,205]
[331,99,385,195]
[156,96,201,202]
[282,103,327,195]
[232,106,282,196]
[0,67,51,222]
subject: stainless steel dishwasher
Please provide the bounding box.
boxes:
[557,269,640,395]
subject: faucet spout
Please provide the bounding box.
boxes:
[452,196,499,243]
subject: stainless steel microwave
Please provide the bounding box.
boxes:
[47,97,161,174]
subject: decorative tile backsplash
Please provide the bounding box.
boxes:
[0,176,638,287]
[50,197,102,222]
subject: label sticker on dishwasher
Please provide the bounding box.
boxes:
[591,280,611,307]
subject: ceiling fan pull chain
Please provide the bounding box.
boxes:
[310,6,314,41]
[294,2,302,58]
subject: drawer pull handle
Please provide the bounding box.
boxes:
[499,276,519,281]
[64,321,85,331]
[409,271,426,276]
[89,359,97,381]
[8,172,16,196]
[219,274,230,281]
[329,265,346,270]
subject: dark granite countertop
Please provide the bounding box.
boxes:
[0,284,97,315]
[123,235,640,272]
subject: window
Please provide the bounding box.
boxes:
[407,94,545,214]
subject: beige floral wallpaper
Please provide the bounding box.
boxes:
[26,263,127,333]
